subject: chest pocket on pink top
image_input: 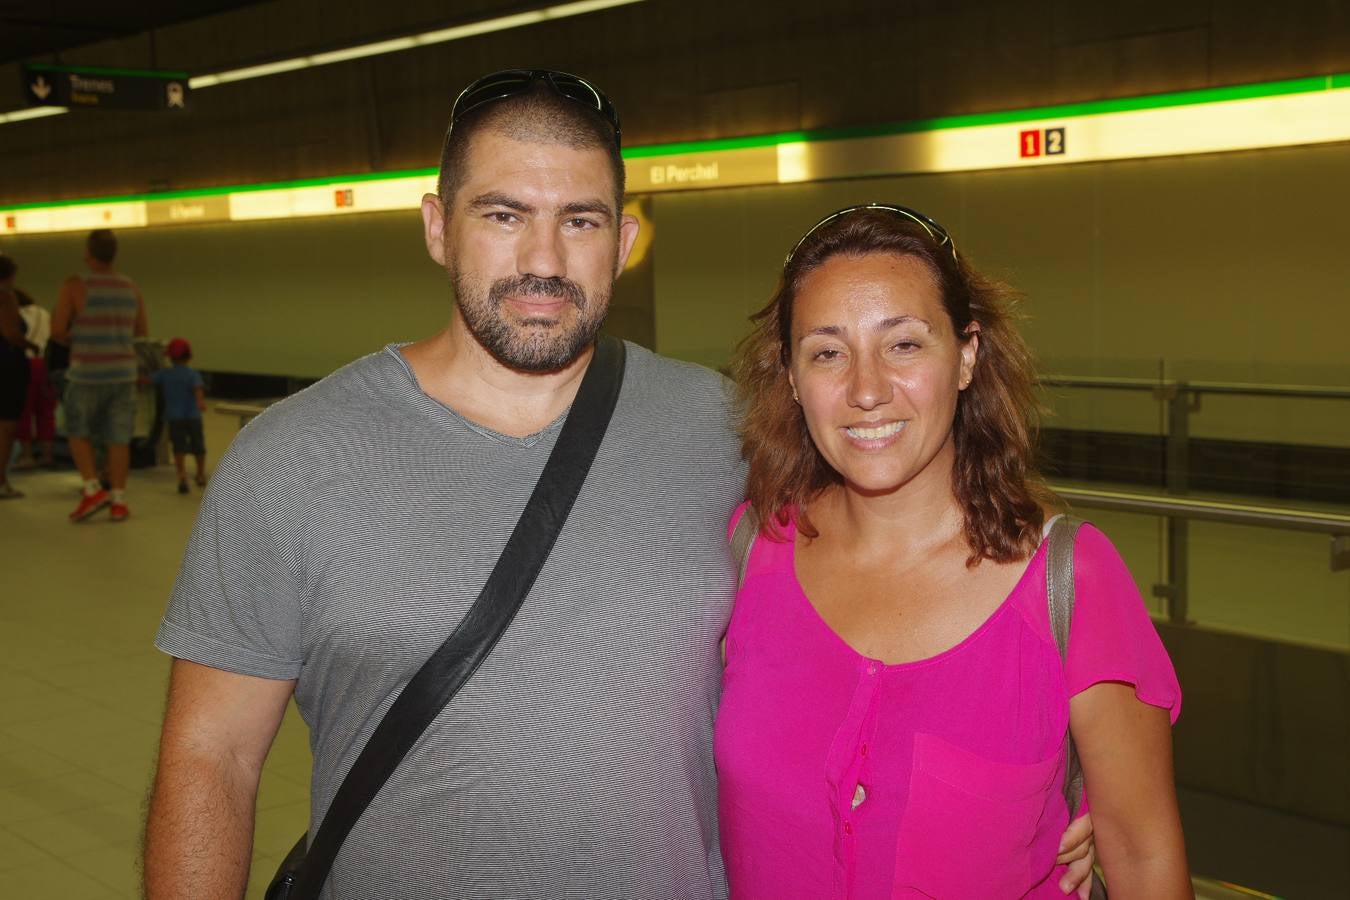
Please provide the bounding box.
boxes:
[892,731,1061,898]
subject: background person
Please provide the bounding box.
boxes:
[719,206,1189,898]
[51,228,148,523]
[0,256,30,499]
[153,337,207,493]
[16,286,56,469]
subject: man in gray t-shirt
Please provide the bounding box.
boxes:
[143,71,742,898]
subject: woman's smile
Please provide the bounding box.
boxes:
[842,419,906,445]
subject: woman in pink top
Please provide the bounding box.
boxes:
[716,206,1189,899]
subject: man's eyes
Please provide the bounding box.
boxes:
[483,212,602,230]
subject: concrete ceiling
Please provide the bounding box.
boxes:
[0,1,276,65]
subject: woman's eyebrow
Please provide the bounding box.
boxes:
[877,315,932,332]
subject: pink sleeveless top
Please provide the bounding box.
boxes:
[714,506,1180,899]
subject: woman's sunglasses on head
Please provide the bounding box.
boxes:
[786,204,958,266]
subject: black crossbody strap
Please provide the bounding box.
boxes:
[288,336,627,899]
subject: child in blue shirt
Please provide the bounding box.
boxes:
[153,338,207,494]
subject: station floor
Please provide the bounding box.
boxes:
[1,411,309,898]
[0,408,1345,898]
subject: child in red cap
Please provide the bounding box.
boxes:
[153,338,207,493]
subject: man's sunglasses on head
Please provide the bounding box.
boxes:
[448,68,621,148]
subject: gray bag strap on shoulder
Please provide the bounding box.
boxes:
[1045,514,1109,899]
[1045,514,1087,814]
[731,504,760,590]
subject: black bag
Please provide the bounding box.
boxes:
[266,337,626,900]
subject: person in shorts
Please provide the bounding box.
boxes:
[153,338,207,493]
[51,229,148,522]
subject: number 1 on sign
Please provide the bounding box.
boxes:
[1020,129,1041,158]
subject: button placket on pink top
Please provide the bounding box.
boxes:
[824,656,886,899]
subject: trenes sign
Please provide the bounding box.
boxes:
[20,63,191,112]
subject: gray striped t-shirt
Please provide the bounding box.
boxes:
[156,341,746,899]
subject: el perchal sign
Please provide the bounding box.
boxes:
[21,63,190,112]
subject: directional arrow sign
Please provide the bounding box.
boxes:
[20,64,191,112]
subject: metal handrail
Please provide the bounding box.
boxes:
[1039,374,1350,607]
[1041,375,1350,401]
[1050,485,1350,536]
[1048,484,1350,618]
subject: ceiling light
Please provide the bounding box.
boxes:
[6,0,648,120]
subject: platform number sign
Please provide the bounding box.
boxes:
[1019,127,1066,158]
[335,189,354,208]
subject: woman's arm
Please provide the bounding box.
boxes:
[1070,682,1192,898]
[0,289,24,349]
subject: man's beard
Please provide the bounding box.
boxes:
[452,269,610,372]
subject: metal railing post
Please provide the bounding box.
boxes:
[1162,517,1190,623]
[1165,381,1191,495]
[1149,381,1195,623]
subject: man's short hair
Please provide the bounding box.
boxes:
[0,256,15,280]
[436,81,625,216]
[87,229,118,264]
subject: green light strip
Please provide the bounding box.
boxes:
[23,62,191,80]
[0,168,439,212]
[622,72,1341,158]
[2,70,1345,215]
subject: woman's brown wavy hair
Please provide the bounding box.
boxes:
[733,208,1055,565]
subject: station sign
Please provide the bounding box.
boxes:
[20,64,191,112]
[145,195,231,226]
[626,146,779,193]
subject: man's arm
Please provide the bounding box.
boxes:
[133,287,148,337]
[50,277,81,344]
[1056,813,1097,898]
[143,658,295,900]
[1070,683,1192,898]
